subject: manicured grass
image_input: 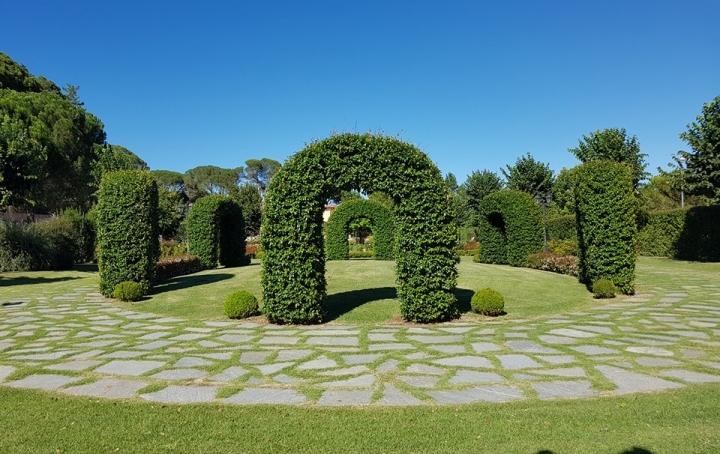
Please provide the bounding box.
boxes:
[1,385,718,453]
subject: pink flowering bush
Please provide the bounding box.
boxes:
[526,252,579,276]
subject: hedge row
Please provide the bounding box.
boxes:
[637,206,720,260]
[326,199,394,260]
[155,254,204,281]
[575,161,637,294]
[476,190,543,266]
[187,195,249,269]
[262,133,458,324]
[97,171,159,296]
[546,215,576,241]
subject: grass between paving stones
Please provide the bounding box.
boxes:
[1,385,719,453]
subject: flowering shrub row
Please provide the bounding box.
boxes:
[526,252,579,276]
[155,254,204,281]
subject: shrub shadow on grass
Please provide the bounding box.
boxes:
[323,286,397,322]
[150,273,234,295]
[0,276,82,287]
[536,448,653,454]
[73,264,99,273]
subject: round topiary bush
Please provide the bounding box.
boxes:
[471,288,505,316]
[112,281,144,302]
[224,290,259,319]
[592,279,616,299]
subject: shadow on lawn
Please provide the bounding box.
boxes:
[150,273,235,295]
[536,448,654,454]
[0,275,82,287]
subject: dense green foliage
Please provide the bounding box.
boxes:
[546,215,577,241]
[501,153,554,196]
[592,279,616,299]
[262,133,458,324]
[552,167,578,215]
[678,95,720,204]
[636,209,686,258]
[224,290,259,319]
[234,183,262,235]
[96,171,159,296]
[476,190,543,266]
[574,161,637,294]
[187,195,248,269]
[326,199,395,261]
[637,206,720,261]
[155,254,204,281]
[470,288,505,315]
[568,128,648,189]
[457,169,504,226]
[112,281,144,302]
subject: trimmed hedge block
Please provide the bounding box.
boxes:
[97,171,159,297]
[326,199,395,260]
[187,195,249,269]
[575,161,637,294]
[476,190,543,266]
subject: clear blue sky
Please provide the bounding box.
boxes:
[2,0,718,183]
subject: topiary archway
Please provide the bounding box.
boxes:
[326,199,395,261]
[187,195,249,269]
[261,133,458,324]
[476,190,543,266]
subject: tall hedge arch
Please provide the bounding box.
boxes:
[476,190,543,266]
[326,199,395,260]
[97,170,159,296]
[187,195,249,269]
[261,133,458,324]
[575,161,637,294]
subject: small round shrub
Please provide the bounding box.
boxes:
[471,288,505,316]
[592,279,616,299]
[112,281,145,302]
[224,290,259,319]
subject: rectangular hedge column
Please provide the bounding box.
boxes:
[97,170,159,296]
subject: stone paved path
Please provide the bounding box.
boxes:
[1,283,719,406]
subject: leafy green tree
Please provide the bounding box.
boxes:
[244,158,281,197]
[552,167,578,215]
[0,52,61,95]
[96,144,148,175]
[639,174,687,212]
[157,186,185,239]
[0,113,45,207]
[184,165,242,201]
[568,128,648,189]
[151,170,185,193]
[444,172,458,193]
[459,170,504,214]
[501,153,554,196]
[233,183,262,235]
[678,95,720,204]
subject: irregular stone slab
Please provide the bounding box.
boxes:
[448,370,505,384]
[317,389,372,406]
[101,351,147,359]
[406,327,436,334]
[407,335,462,344]
[504,332,528,338]
[429,345,466,354]
[209,366,249,382]
[496,354,541,369]
[698,361,720,370]
[223,388,307,404]
[397,375,440,388]
[307,337,359,346]
[139,332,171,340]
[318,365,369,376]
[626,346,673,356]
[531,367,586,378]
[368,343,414,351]
[635,357,680,367]
[320,374,375,388]
[151,369,207,380]
[169,333,209,341]
[438,326,474,334]
[538,335,578,345]
[659,369,720,383]
[536,355,576,365]
[297,356,337,370]
[406,364,445,375]
[10,351,73,361]
[174,357,213,367]
[570,325,614,335]
[0,365,16,381]
[142,385,218,403]
[196,352,232,360]
[302,329,359,336]
[7,374,81,390]
[343,354,382,365]
[276,350,313,361]
[548,328,597,338]
[63,378,147,398]
[368,333,396,341]
[46,360,101,371]
[681,349,704,359]
[597,365,684,394]
[69,349,104,359]
[505,340,561,354]
[433,356,493,368]
[274,374,303,384]
[134,341,174,351]
[240,351,271,364]
[667,330,708,339]
[95,360,165,376]
[376,359,399,373]
[405,352,431,360]
[257,362,295,375]
[258,336,299,345]
[151,317,185,324]
[571,345,619,356]
[376,384,424,406]
[217,334,254,344]
[429,386,525,404]
[471,342,501,353]
[532,380,596,399]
